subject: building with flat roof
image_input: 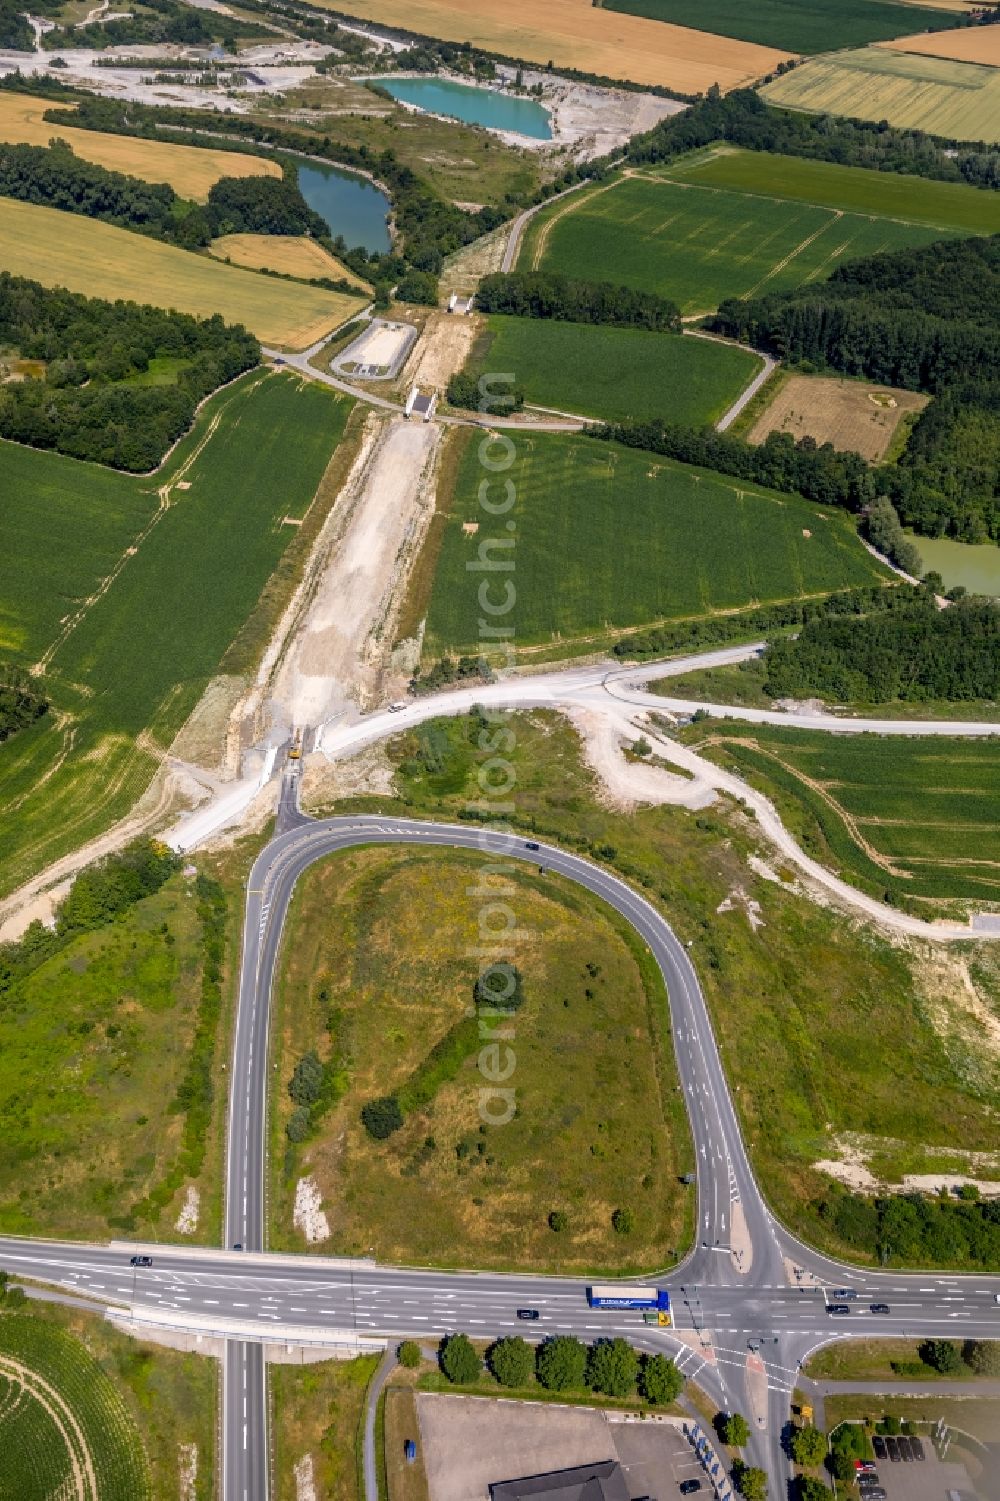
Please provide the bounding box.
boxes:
[489,1460,631,1501]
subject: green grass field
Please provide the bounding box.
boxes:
[687,723,1000,906]
[465,316,759,424]
[0,372,352,898]
[0,873,225,1241]
[663,148,1000,235]
[521,166,971,313]
[421,432,889,656]
[601,0,956,54]
[0,1313,150,1500]
[306,707,1000,1270]
[269,843,691,1272]
[271,1354,378,1501]
[763,46,1000,145]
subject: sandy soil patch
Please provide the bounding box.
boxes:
[400,310,479,393]
[880,25,1000,65]
[748,375,928,461]
[269,414,441,727]
[174,1185,200,1235]
[293,1176,330,1243]
[317,0,793,92]
[569,707,716,812]
[293,1454,316,1501]
[301,739,396,808]
[814,1130,1000,1197]
[0,90,278,199]
[209,234,372,290]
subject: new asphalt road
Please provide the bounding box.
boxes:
[5,786,999,1499]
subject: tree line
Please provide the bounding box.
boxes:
[476,270,681,330]
[436,1329,685,1404]
[0,840,180,1013]
[0,272,259,470]
[0,666,47,744]
[761,591,1000,703]
[626,84,1000,191]
[712,234,1000,541]
[816,1181,1000,1271]
[42,95,514,301]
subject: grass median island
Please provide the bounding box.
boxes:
[420,432,888,658]
[0,371,352,899]
[304,708,1000,1270]
[0,199,366,348]
[460,316,759,425]
[271,1353,379,1501]
[269,842,691,1271]
[520,170,952,315]
[683,722,1000,906]
[0,1301,216,1501]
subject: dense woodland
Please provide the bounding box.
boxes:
[0,273,258,469]
[816,1184,1000,1272]
[713,237,1000,541]
[476,271,681,330]
[0,667,47,744]
[761,592,1000,703]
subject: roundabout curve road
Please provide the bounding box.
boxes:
[2,782,998,1499]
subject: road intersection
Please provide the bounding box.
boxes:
[3,788,999,1499]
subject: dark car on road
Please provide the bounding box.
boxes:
[524,842,540,851]
[831,1288,858,1299]
[827,1304,851,1315]
[859,1478,882,1491]
[679,1483,702,1496]
[516,1309,539,1321]
[129,1255,152,1267]
[870,1303,891,1314]
[859,1490,885,1500]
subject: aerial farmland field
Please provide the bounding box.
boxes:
[421,433,890,656]
[520,168,954,315]
[463,316,760,425]
[601,0,957,54]
[209,233,373,290]
[763,46,1000,143]
[313,0,792,91]
[0,200,367,349]
[0,90,278,199]
[662,148,1000,235]
[689,723,1000,905]
[747,375,928,462]
[0,373,353,898]
[881,23,1000,66]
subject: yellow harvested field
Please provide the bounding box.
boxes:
[881,25,1000,65]
[0,200,367,350]
[0,91,279,201]
[309,0,793,92]
[749,376,929,463]
[209,233,373,290]
[763,45,1000,142]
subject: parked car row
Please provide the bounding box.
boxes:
[871,1434,926,1463]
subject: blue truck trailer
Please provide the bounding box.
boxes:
[587,1285,671,1315]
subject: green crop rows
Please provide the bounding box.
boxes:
[522,170,958,314]
[0,372,351,898]
[662,149,1000,236]
[601,0,956,55]
[423,433,888,655]
[471,315,759,425]
[695,725,1000,903]
[0,1314,149,1500]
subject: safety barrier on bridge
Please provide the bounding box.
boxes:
[683,1421,734,1501]
[108,1305,387,1354]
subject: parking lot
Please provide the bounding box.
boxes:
[862,1437,979,1501]
[613,1423,706,1496]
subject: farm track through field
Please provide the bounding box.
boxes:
[703,734,909,876]
[527,179,619,270]
[30,380,260,677]
[0,1355,96,1501]
[746,213,843,298]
